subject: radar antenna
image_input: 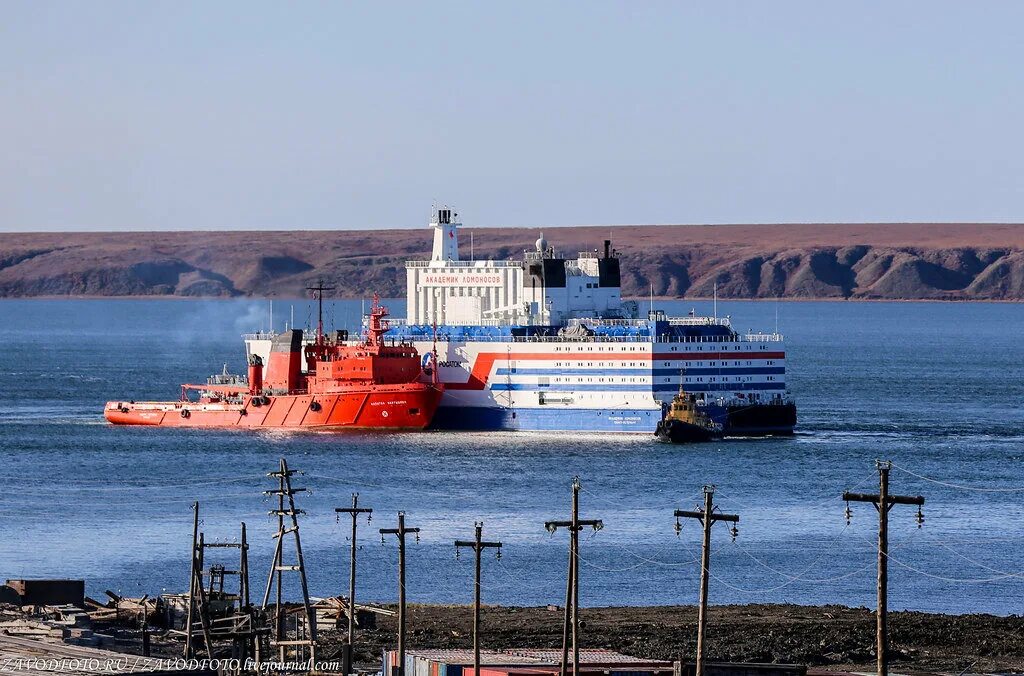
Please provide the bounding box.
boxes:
[306,279,336,345]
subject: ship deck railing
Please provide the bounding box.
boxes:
[741,333,785,342]
[245,328,783,345]
[405,259,523,268]
[384,332,784,344]
[667,316,733,327]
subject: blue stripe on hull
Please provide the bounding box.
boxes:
[429,405,661,432]
[489,382,787,392]
[496,367,786,377]
[429,403,797,434]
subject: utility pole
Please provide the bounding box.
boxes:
[544,477,603,676]
[336,493,373,676]
[380,512,420,676]
[674,485,739,676]
[185,504,253,661]
[843,460,925,676]
[202,525,255,663]
[184,502,215,659]
[260,458,317,665]
[455,522,503,676]
[239,522,253,662]
[185,502,199,659]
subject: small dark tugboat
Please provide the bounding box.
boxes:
[655,389,723,443]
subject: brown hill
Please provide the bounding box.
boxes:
[2,223,1024,300]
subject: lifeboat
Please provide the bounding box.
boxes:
[104,290,444,430]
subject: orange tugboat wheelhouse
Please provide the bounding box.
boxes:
[104,287,444,430]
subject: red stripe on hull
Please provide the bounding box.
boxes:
[104,386,443,430]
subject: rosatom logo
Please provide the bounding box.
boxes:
[423,353,462,369]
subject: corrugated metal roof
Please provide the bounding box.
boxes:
[403,648,671,668]
[405,650,547,665]
[502,649,669,665]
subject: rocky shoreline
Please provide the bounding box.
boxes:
[3,223,1024,301]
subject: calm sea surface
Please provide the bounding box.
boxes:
[0,299,1022,614]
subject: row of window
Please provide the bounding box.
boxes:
[554,345,645,352]
[536,375,780,384]
[546,361,779,368]
[549,344,777,352]
[668,344,774,351]
[549,377,645,383]
[433,287,506,296]
[659,360,778,367]
[551,361,645,367]
[662,376,770,383]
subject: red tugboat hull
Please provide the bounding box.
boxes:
[104,384,443,430]
[105,291,443,431]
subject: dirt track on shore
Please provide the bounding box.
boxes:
[319,603,1024,673]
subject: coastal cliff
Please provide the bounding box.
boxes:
[2,223,1023,300]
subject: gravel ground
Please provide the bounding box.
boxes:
[315,603,1024,673]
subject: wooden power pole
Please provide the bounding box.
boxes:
[843,460,925,676]
[380,512,420,676]
[674,485,739,676]
[545,477,603,676]
[260,458,317,665]
[336,493,373,676]
[455,522,503,676]
[184,502,214,659]
[184,504,252,661]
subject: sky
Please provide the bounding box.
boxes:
[1,2,1023,232]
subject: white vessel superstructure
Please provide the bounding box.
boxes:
[246,207,795,433]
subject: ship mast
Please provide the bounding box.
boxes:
[366,292,390,347]
[306,279,336,346]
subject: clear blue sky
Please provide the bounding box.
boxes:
[2,2,1022,231]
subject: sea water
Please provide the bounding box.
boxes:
[0,299,1022,614]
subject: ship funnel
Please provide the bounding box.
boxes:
[248,354,264,395]
[264,329,303,394]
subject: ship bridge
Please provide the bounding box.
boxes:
[405,206,632,328]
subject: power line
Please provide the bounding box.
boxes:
[890,462,1024,493]
[454,522,503,676]
[843,460,925,676]
[696,517,923,597]
[885,551,1024,584]
[335,493,373,676]
[580,485,704,510]
[712,468,880,513]
[674,485,739,676]
[731,525,851,583]
[380,511,420,676]
[544,477,603,676]
[930,539,1024,578]
[598,545,703,568]
[575,555,658,573]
